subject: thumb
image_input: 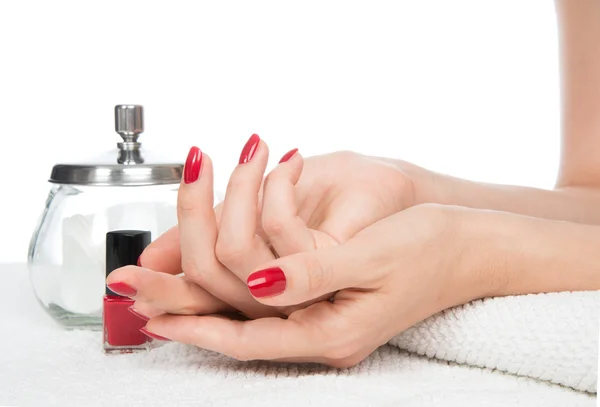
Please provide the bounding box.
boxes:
[245,243,372,307]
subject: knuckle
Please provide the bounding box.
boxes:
[181,258,207,283]
[225,171,252,194]
[177,194,201,219]
[305,256,332,294]
[214,238,248,266]
[261,215,286,238]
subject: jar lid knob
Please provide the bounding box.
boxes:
[114,105,144,164]
[115,105,144,142]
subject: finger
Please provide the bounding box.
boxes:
[106,266,233,316]
[136,198,230,276]
[261,149,316,257]
[131,297,244,321]
[138,226,182,275]
[145,301,336,360]
[143,294,380,363]
[129,301,163,320]
[216,134,276,281]
[245,242,378,307]
[254,175,269,241]
[140,194,227,276]
[215,192,268,242]
[179,146,279,318]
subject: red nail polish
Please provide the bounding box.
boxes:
[107,282,137,297]
[279,148,298,164]
[247,267,287,298]
[184,146,203,184]
[140,327,171,342]
[128,306,150,322]
[239,134,260,164]
[103,230,152,353]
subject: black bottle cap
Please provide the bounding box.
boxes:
[105,230,151,296]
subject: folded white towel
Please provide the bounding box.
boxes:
[389,291,599,393]
[0,264,597,407]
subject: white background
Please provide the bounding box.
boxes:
[0,0,560,263]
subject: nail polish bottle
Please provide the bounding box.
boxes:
[103,230,151,353]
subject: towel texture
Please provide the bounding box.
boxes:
[0,264,597,407]
[389,291,599,393]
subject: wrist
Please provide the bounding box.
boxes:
[447,207,508,303]
[392,159,442,207]
[403,204,497,308]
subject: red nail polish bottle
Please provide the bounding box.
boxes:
[103,230,151,353]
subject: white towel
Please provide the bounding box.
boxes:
[0,264,597,407]
[389,291,599,393]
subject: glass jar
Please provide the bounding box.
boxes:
[27,105,215,330]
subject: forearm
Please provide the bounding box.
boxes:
[465,209,600,297]
[390,0,600,224]
[555,0,600,187]
[399,160,600,225]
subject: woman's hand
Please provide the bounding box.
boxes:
[140,143,417,271]
[107,137,280,319]
[140,203,494,367]
[106,135,333,320]
[147,147,416,265]
[112,135,418,320]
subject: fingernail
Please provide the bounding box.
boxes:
[107,282,137,297]
[247,267,287,298]
[279,148,298,164]
[137,256,142,267]
[239,134,260,164]
[184,146,203,184]
[128,306,149,322]
[140,327,171,341]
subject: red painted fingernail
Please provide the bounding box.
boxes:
[107,282,137,297]
[128,306,150,322]
[279,148,298,164]
[184,146,203,184]
[140,327,171,341]
[239,134,260,164]
[247,267,287,298]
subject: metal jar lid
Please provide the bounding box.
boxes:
[49,105,183,186]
